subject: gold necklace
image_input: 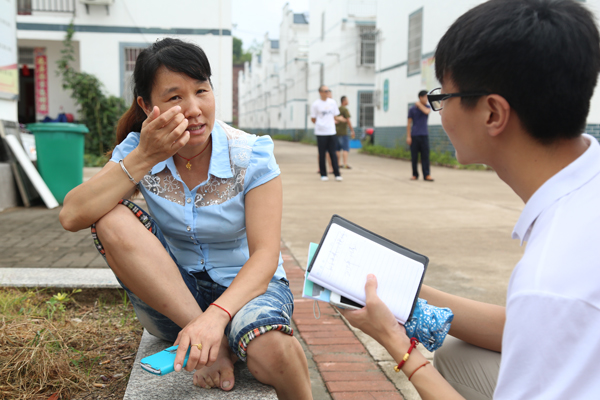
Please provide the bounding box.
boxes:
[175,137,211,170]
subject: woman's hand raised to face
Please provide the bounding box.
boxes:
[138,105,191,165]
[338,274,409,348]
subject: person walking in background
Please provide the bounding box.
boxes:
[336,96,356,169]
[311,85,344,181]
[407,90,434,181]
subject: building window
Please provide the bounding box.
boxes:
[17,0,32,15]
[358,91,374,128]
[358,26,376,66]
[407,8,423,76]
[18,47,35,65]
[123,47,145,105]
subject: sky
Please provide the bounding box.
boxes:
[232,0,309,51]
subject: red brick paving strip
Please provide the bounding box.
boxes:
[280,242,405,399]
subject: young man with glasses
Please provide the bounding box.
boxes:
[339,0,600,399]
[407,90,434,181]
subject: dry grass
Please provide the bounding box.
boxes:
[0,287,143,400]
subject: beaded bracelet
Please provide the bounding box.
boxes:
[119,159,139,186]
[210,303,232,321]
[394,337,419,372]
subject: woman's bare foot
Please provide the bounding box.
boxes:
[193,338,236,391]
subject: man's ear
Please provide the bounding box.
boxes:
[137,96,151,116]
[484,95,511,138]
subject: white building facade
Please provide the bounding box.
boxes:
[238,5,310,139]
[239,0,600,148]
[15,0,232,124]
[373,0,600,151]
[307,0,377,138]
[238,33,280,134]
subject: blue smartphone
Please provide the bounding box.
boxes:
[140,345,190,376]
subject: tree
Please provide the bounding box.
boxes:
[233,36,252,65]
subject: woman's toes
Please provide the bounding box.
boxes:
[193,371,212,389]
[220,367,235,391]
[205,374,217,389]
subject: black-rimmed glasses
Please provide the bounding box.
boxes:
[427,88,490,111]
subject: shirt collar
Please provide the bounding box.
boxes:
[512,134,600,245]
[149,120,233,179]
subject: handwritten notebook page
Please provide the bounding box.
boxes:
[308,223,424,324]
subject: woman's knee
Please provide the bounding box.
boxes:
[247,331,300,369]
[95,204,140,246]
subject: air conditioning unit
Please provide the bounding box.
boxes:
[373,90,382,109]
[80,0,114,14]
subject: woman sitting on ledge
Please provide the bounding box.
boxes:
[59,38,312,400]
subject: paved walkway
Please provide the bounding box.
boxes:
[0,140,527,399]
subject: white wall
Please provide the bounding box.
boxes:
[0,100,17,122]
[374,0,600,129]
[16,0,232,122]
[308,0,376,130]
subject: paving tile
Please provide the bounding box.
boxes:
[309,344,366,355]
[299,330,357,339]
[326,380,397,393]
[316,362,380,372]
[296,324,351,332]
[321,371,389,381]
[331,393,376,400]
[303,336,361,345]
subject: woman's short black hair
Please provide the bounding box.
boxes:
[434,0,600,144]
[133,38,212,106]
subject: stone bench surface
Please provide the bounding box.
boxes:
[124,329,277,399]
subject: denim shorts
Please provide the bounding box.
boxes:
[337,135,350,152]
[92,199,294,362]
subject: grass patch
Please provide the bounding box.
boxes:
[271,134,295,142]
[360,144,491,171]
[0,287,142,400]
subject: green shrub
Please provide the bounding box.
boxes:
[57,23,127,157]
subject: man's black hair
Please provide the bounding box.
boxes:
[418,90,428,98]
[434,0,600,144]
[341,95,347,103]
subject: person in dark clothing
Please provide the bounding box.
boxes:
[407,90,434,181]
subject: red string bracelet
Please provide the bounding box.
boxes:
[394,337,419,372]
[408,361,430,381]
[210,303,232,322]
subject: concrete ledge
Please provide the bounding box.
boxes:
[124,329,277,399]
[0,267,120,288]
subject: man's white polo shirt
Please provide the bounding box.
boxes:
[495,134,600,399]
[310,98,340,136]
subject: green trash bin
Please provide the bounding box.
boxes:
[27,123,89,204]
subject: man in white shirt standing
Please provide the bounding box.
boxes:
[311,85,344,181]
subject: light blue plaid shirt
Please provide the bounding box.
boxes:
[111,121,286,287]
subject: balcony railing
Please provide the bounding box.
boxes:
[17,0,76,14]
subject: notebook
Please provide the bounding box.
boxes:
[307,215,429,324]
